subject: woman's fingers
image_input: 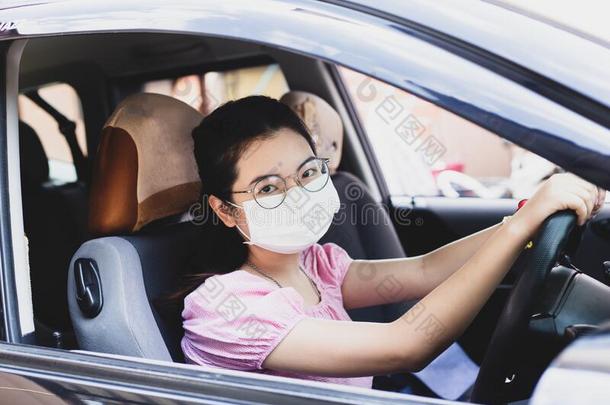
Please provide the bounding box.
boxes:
[563,179,594,225]
[577,199,588,225]
[574,183,595,219]
[593,187,606,216]
[567,176,600,221]
[585,183,601,217]
[572,196,589,226]
[524,173,603,229]
[564,181,588,212]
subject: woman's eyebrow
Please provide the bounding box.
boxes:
[296,155,317,171]
[247,174,274,187]
[246,156,316,186]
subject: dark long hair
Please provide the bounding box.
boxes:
[157,95,316,314]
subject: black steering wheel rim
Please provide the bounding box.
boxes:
[470,210,578,404]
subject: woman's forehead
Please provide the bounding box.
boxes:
[235,129,313,186]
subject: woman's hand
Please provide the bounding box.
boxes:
[514,173,604,233]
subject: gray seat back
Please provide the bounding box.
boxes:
[67,221,200,362]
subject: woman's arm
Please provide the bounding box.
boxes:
[343,178,604,310]
[263,173,600,376]
[342,222,501,310]
[264,214,529,376]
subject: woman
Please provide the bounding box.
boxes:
[179,95,603,389]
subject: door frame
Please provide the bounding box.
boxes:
[0,342,450,404]
[0,39,32,344]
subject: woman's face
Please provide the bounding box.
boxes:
[225,128,315,236]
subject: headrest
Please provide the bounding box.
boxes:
[19,120,49,185]
[88,93,203,236]
[280,91,343,173]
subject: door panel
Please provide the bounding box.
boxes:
[391,196,516,257]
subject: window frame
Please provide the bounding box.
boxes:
[1,39,32,344]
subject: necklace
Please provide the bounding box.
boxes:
[246,260,322,302]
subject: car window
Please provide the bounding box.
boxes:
[144,63,289,115]
[18,83,87,184]
[338,66,559,200]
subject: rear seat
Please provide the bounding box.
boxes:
[19,120,89,346]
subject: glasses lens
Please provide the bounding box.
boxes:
[298,158,329,192]
[253,175,287,209]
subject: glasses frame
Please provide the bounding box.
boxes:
[230,157,331,209]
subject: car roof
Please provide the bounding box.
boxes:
[492,0,610,46]
[0,1,60,11]
[323,0,610,110]
[2,0,610,109]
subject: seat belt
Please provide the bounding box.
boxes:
[25,90,89,182]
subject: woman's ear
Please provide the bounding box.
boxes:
[208,195,237,228]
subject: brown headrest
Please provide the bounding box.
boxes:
[88,93,203,236]
[280,91,344,173]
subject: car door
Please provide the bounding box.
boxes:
[1,1,610,403]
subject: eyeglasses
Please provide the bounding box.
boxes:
[231,157,330,209]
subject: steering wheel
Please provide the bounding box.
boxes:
[470,210,579,404]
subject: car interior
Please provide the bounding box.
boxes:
[15,31,610,402]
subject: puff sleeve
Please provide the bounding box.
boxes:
[181,274,309,371]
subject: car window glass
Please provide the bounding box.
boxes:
[339,66,559,200]
[144,63,289,115]
[18,83,87,184]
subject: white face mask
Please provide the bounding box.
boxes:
[228,175,341,254]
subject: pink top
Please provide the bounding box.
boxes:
[181,242,373,389]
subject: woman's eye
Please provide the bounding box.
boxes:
[302,168,318,178]
[259,184,277,194]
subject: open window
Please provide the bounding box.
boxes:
[338,66,560,201]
